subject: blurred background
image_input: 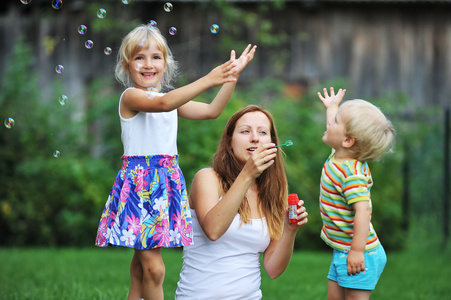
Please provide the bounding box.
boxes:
[0,0,449,253]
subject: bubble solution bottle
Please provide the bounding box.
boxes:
[288,193,299,223]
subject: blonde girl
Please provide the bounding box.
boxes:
[95,24,256,300]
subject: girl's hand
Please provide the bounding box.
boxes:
[242,143,277,179]
[285,199,308,229]
[229,44,257,77]
[317,87,346,109]
[347,249,365,276]
[207,60,237,86]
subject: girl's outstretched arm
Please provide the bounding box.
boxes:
[178,44,257,120]
[120,60,236,117]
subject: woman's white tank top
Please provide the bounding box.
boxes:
[175,209,270,300]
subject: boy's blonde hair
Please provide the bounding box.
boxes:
[115,24,179,89]
[340,99,395,162]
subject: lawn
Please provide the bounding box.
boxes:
[0,246,449,299]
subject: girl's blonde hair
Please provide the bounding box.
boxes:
[212,105,288,240]
[115,24,179,90]
[340,99,395,162]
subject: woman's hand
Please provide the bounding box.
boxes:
[242,143,277,179]
[285,199,308,230]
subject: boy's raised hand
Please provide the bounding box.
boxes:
[317,87,346,109]
[229,44,257,78]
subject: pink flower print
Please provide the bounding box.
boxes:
[159,157,174,168]
[175,216,193,246]
[179,220,193,246]
[96,218,108,246]
[172,212,182,231]
[134,165,149,193]
[108,211,117,221]
[120,179,130,203]
[153,219,170,247]
[171,169,182,190]
[98,216,108,232]
[126,214,142,236]
[164,176,174,198]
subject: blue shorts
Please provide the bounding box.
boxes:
[327,245,387,291]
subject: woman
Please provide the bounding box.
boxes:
[175,105,308,299]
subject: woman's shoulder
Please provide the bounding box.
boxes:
[192,168,221,188]
[194,167,217,178]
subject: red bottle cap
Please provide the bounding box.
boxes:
[288,193,299,202]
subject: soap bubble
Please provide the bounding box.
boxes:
[135,63,143,72]
[52,0,63,10]
[139,37,146,47]
[104,47,112,55]
[4,118,15,129]
[53,150,61,158]
[164,2,173,12]
[55,64,64,74]
[210,24,219,34]
[78,25,87,35]
[169,27,177,35]
[97,8,107,18]
[59,94,68,105]
[85,40,94,49]
[148,20,157,28]
[20,0,32,4]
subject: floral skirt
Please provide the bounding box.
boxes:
[95,155,193,249]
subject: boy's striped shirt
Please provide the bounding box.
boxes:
[319,152,380,252]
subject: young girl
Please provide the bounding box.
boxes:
[95,24,256,300]
[175,105,308,299]
[317,87,395,300]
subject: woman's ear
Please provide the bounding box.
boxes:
[342,136,355,149]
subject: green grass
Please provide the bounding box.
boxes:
[0,247,450,299]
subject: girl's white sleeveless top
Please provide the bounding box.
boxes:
[175,209,270,300]
[119,88,178,156]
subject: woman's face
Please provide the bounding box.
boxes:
[230,111,272,165]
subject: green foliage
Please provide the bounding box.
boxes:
[0,36,118,247]
[1,35,446,252]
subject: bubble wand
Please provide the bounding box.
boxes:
[274,140,293,148]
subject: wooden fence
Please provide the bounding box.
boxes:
[1,1,450,107]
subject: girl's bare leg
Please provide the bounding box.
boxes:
[136,248,165,300]
[128,250,144,300]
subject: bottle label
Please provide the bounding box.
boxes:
[288,204,297,220]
